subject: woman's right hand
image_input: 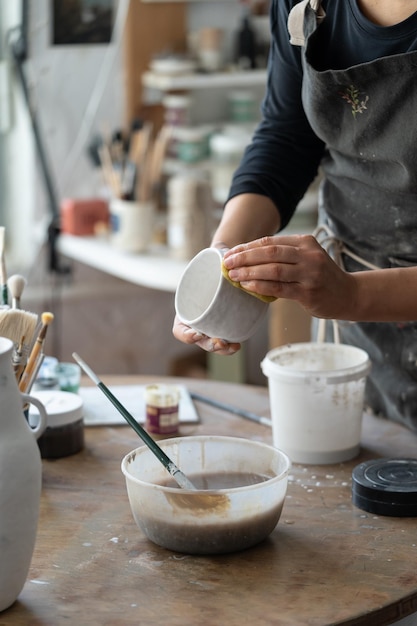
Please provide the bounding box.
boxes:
[172,315,241,355]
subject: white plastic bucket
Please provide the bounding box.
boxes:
[261,342,371,465]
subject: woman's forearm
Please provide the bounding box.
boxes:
[211,194,281,250]
[352,266,417,322]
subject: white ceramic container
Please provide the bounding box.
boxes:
[109,199,154,253]
[0,337,47,612]
[175,247,269,343]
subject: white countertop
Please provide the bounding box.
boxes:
[57,235,188,293]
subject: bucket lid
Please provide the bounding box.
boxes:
[261,342,371,384]
[351,458,417,517]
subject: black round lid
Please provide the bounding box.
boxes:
[352,458,417,517]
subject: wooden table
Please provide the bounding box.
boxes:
[4,376,417,626]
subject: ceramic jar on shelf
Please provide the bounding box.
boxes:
[167,171,213,260]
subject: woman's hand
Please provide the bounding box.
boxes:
[222,234,358,320]
[172,316,241,355]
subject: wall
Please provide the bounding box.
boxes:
[1,0,128,271]
[0,2,38,270]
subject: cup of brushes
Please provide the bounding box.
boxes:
[100,123,172,253]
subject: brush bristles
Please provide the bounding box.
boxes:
[0,309,38,347]
[37,312,54,341]
[41,312,54,325]
[7,274,27,299]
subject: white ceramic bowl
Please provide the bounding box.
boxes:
[121,435,290,555]
[175,247,269,342]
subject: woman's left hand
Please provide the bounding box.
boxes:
[172,315,241,355]
[222,234,357,320]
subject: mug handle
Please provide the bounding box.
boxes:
[22,394,47,440]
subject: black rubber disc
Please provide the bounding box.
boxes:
[351,458,417,517]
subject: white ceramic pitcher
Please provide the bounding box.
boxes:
[0,336,47,612]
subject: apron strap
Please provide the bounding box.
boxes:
[313,224,381,272]
[312,224,380,344]
[287,0,326,46]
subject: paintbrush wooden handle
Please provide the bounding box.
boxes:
[24,353,45,394]
[19,312,54,393]
[19,337,43,392]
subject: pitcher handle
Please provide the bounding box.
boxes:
[22,394,47,440]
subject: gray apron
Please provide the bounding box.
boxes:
[290,1,417,431]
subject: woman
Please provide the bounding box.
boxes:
[173,0,417,431]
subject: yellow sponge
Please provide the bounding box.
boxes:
[221,261,277,303]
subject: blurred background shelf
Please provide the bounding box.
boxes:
[142,0,236,3]
[142,69,267,92]
[57,235,187,293]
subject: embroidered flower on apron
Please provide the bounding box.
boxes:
[339,85,369,118]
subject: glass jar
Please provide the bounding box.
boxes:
[209,131,251,203]
[145,384,180,436]
[228,90,257,123]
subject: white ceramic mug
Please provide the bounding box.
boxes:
[110,199,154,253]
[175,247,269,343]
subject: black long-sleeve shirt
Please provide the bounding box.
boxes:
[227,0,417,230]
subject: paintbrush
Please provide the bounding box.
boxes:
[7,274,27,309]
[0,227,8,305]
[149,125,172,194]
[190,392,272,427]
[72,352,197,491]
[98,143,122,198]
[135,121,153,169]
[24,352,45,392]
[120,160,137,200]
[135,122,154,202]
[19,311,54,393]
[0,308,38,358]
[12,334,27,381]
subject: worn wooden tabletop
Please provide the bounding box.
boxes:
[3,376,417,626]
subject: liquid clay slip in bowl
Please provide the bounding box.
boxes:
[121,435,291,555]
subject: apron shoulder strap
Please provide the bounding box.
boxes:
[288,0,326,46]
